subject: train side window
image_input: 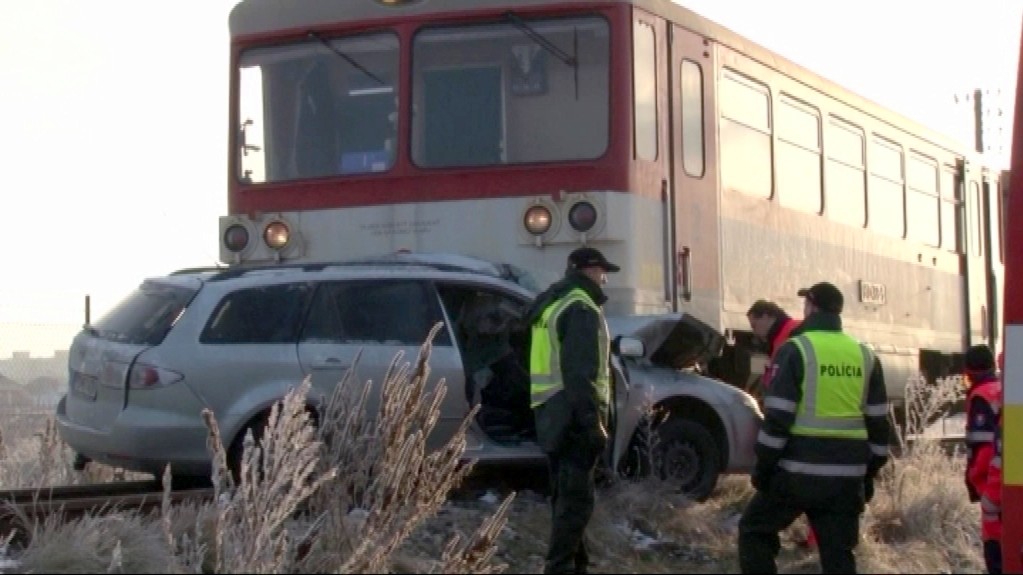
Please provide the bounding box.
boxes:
[634,20,658,161]
[998,179,1006,263]
[720,69,771,198]
[970,182,984,257]
[939,166,962,253]
[825,116,866,227]
[776,94,822,213]
[680,60,704,177]
[868,136,905,238]
[906,153,940,247]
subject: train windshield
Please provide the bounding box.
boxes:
[411,15,610,168]
[237,32,399,184]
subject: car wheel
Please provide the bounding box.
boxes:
[227,413,270,484]
[652,418,721,502]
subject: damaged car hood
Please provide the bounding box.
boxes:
[606,313,724,369]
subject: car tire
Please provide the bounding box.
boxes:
[652,418,721,502]
[227,413,270,484]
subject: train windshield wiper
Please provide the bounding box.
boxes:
[504,12,579,99]
[307,30,386,86]
[504,11,577,69]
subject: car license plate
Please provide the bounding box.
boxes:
[72,374,98,400]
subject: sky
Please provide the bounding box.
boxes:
[0,0,1020,357]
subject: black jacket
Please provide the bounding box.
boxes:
[526,271,608,451]
[756,311,890,486]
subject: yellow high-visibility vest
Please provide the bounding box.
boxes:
[788,332,873,440]
[529,288,610,411]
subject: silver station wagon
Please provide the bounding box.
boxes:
[56,253,761,499]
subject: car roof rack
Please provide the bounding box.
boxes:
[169,265,229,276]
[199,252,532,285]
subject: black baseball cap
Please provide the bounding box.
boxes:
[965,344,995,373]
[568,247,620,272]
[797,282,844,314]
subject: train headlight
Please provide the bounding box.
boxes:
[568,201,598,232]
[263,221,290,250]
[524,205,553,236]
[223,224,250,253]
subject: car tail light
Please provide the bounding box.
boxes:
[224,224,250,253]
[568,201,597,232]
[524,205,552,235]
[264,221,290,249]
[128,363,184,389]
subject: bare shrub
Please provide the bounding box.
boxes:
[195,377,333,574]
[298,323,512,574]
[16,511,177,573]
[861,373,982,573]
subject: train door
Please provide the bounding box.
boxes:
[985,171,1007,355]
[667,23,720,325]
[963,160,991,347]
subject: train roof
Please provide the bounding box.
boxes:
[229,0,989,165]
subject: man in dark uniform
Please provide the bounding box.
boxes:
[526,246,619,574]
[738,282,890,574]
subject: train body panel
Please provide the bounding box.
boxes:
[221,0,1006,406]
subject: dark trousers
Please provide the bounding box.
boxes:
[984,539,1002,574]
[544,446,600,574]
[738,473,864,574]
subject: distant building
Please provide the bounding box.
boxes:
[0,373,37,408]
[0,350,68,407]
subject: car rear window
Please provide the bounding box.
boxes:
[200,282,312,344]
[91,280,197,346]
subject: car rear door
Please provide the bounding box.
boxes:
[297,278,465,446]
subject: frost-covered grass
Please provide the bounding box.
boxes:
[0,348,985,573]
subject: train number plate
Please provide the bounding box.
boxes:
[859,280,887,305]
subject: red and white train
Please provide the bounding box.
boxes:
[218,0,1008,410]
[1000,12,1022,573]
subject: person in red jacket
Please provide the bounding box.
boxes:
[746,300,817,548]
[746,300,801,397]
[964,344,1003,573]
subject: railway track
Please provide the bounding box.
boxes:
[0,480,214,547]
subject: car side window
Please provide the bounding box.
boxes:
[200,283,311,344]
[301,280,450,346]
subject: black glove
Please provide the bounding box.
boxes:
[751,468,773,492]
[576,416,608,454]
[864,478,875,503]
[967,479,981,503]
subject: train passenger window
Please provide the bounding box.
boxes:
[680,60,704,177]
[776,95,822,213]
[825,117,866,227]
[868,136,905,238]
[634,20,657,161]
[939,166,963,253]
[720,70,771,199]
[906,153,940,247]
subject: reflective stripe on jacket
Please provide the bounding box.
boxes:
[529,288,610,410]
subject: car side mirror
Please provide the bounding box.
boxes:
[614,336,645,359]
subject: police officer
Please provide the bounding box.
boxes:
[738,282,890,574]
[963,344,1003,573]
[525,246,618,574]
